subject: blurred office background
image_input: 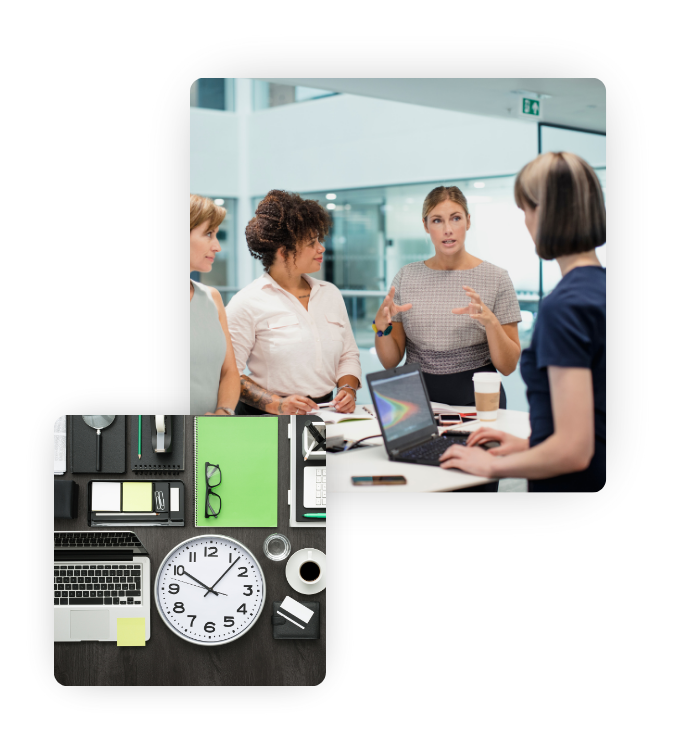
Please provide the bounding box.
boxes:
[190,79,605,410]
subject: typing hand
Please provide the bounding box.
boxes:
[439,443,495,477]
[203,556,240,597]
[465,428,529,456]
[181,571,220,596]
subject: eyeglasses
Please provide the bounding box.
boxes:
[205,461,222,518]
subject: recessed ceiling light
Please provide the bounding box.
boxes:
[214,198,225,205]
[326,203,336,210]
[326,193,336,200]
[473,182,485,189]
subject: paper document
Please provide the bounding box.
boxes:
[91,481,122,511]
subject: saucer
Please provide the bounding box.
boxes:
[285,548,326,595]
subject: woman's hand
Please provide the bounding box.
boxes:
[451,285,497,327]
[278,395,318,415]
[376,286,412,331]
[438,443,496,476]
[465,428,530,456]
[333,389,356,414]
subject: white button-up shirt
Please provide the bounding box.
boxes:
[226,272,362,398]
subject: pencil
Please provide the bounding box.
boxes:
[138,415,142,459]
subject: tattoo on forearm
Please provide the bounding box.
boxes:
[240,375,276,412]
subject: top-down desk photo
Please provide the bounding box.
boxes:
[327,405,530,493]
[54,415,325,686]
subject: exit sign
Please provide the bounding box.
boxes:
[522,97,540,116]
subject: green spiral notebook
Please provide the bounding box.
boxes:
[194,416,279,527]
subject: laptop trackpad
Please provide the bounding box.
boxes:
[70,611,110,640]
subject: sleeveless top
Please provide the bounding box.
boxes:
[190,280,227,415]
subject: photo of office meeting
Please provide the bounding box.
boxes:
[190,78,605,493]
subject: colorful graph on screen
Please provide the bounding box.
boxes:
[374,391,420,430]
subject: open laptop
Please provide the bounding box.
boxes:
[54,531,151,642]
[366,363,471,466]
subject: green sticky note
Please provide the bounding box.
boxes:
[117,617,146,646]
[122,482,152,511]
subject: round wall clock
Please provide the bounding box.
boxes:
[155,534,266,645]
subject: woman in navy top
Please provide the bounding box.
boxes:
[440,151,606,491]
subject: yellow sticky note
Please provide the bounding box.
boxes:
[117,617,146,646]
[122,482,152,511]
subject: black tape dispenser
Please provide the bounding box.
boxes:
[151,415,173,454]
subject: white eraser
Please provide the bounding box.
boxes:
[91,482,121,511]
[170,487,179,512]
[281,595,314,624]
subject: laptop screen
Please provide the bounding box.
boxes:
[371,369,434,443]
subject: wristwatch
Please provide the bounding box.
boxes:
[337,384,357,398]
[216,406,236,416]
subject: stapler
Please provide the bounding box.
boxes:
[151,415,173,453]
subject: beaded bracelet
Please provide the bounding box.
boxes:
[372,319,393,337]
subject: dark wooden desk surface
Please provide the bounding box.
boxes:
[54,416,325,686]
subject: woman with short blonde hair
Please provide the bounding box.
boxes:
[440,152,606,492]
[190,194,241,416]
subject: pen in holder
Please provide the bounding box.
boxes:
[302,422,326,461]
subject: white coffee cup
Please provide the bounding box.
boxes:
[472,372,502,421]
[299,550,322,584]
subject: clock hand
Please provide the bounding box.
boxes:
[203,556,240,597]
[180,570,220,596]
[175,578,228,597]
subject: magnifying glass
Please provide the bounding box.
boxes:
[82,415,115,471]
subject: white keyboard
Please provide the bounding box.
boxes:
[303,466,326,508]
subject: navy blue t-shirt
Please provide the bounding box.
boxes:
[520,266,606,491]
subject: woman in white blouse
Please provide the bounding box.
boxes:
[227,190,362,415]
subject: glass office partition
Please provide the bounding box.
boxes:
[190,79,236,111]
[252,82,338,110]
[191,197,238,304]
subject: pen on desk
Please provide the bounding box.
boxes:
[304,513,326,518]
[138,415,142,459]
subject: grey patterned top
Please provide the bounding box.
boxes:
[392,261,522,374]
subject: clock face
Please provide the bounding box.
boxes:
[154,534,266,645]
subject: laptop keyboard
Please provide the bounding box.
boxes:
[54,562,142,606]
[54,532,143,548]
[399,434,468,463]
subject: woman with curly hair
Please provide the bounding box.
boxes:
[226,190,362,416]
[190,194,241,416]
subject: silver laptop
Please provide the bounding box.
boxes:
[54,531,151,642]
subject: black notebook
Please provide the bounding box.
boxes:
[69,415,126,474]
[131,415,185,472]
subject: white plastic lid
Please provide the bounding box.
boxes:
[472,372,501,382]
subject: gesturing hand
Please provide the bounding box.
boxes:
[181,571,220,596]
[203,556,240,597]
[375,286,412,333]
[451,285,497,327]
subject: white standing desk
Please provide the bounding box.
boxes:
[327,405,531,493]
